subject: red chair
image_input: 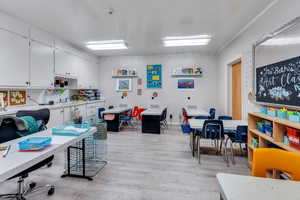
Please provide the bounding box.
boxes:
[137,108,145,121]
[182,108,188,124]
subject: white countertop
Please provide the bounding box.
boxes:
[0,127,96,182]
[0,100,105,116]
[217,173,300,200]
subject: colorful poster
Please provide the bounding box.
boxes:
[147,65,162,88]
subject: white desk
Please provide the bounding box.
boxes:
[217,173,300,200]
[141,107,166,134]
[183,107,209,117]
[189,119,247,130]
[102,107,131,114]
[0,127,96,183]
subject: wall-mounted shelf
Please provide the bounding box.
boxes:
[248,112,300,172]
[171,74,203,78]
[112,75,138,78]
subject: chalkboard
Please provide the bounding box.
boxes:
[256,55,300,107]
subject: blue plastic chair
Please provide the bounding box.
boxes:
[209,108,216,119]
[195,120,225,164]
[218,116,234,134]
[218,116,232,120]
[98,108,105,120]
[224,125,248,165]
[119,109,134,130]
[108,105,114,109]
[195,116,209,120]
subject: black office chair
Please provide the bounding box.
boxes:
[0,109,55,200]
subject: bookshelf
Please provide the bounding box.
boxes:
[248,112,300,170]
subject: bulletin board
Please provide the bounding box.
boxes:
[147,65,162,88]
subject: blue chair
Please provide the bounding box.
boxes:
[218,116,232,120]
[119,109,134,130]
[108,105,114,109]
[195,116,209,120]
[224,126,248,165]
[218,115,234,134]
[196,120,226,164]
[209,108,216,119]
[98,108,105,120]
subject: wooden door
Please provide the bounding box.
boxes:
[232,62,242,120]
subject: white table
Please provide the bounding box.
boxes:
[141,107,165,116]
[183,106,209,117]
[102,107,132,132]
[217,173,300,200]
[189,119,247,130]
[102,107,131,114]
[188,119,247,156]
[0,127,96,183]
[141,107,166,134]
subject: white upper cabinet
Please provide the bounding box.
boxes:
[54,48,78,77]
[77,58,99,89]
[0,29,30,87]
[30,41,54,88]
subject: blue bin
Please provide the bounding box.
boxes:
[181,124,191,134]
[288,115,300,123]
[52,124,91,136]
[260,107,267,115]
[267,110,277,117]
[278,110,287,120]
[265,125,273,137]
[18,137,52,151]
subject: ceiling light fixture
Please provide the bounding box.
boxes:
[163,35,212,47]
[86,40,128,50]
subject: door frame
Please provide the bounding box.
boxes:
[226,57,244,119]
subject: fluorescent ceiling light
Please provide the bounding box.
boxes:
[163,35,211,47]
[86,40,128,50]
[261,37,300,46]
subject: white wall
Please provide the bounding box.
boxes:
[218,0,300,118]
[99,53,219,123]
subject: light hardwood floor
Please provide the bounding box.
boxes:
[0,126,250,200]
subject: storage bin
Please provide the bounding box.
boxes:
[181,124,191,134]
[18,137,52,151]
[52,124,91,136]
[252,137,259,148]
[264,125,273,137]
[267,110,277,117]
[256,122,265,133]
[287,127,300,146]
[288,114,300,123]
[260,107,268,115]
[278,110,287,120]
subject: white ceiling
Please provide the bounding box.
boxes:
[0,0,275,56]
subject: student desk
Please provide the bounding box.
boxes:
[189,119,247,156]
[141,108,165,134]
[0,127,96,183]
[183,106,209,117]
[217,173,300,200]
[102,107,131,132]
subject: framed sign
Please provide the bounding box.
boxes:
[177,79,195,89]
[147,65,162,88]
[116,79,132,92]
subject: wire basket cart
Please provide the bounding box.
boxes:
[61,119,108,181]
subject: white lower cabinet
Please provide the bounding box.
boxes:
[63,106,72,123]
[48,108,64,128]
